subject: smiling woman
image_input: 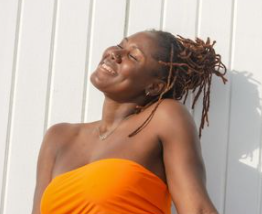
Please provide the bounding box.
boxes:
[90,32,163,103]
[32,29,227,214]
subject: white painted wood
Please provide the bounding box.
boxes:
[48,0,91,125]
[0,0,21,209]
[0,0,262,213]
[85,0,126,122]
[163,2,198,211]
[225,0,262,213]
[127,0,162,35]
[163,0,200,116]
[1,0,55,213]
[163,0,198,38]
[126,0,176,211]
[192,0,233,213]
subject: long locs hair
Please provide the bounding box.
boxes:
[128,30,227,139]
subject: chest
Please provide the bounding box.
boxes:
[52,121,164,179]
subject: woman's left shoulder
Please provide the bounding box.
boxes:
[153,100,199,143]
[156,98,191,120]
[152,98,197,134]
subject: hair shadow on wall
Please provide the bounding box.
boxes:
[223,69,262,213]
[170,69,262,214]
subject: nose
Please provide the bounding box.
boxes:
[110,50,122,63]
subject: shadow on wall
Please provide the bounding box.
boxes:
[232,70,261,168]
[225,70,262,213]
[170,69,262,214]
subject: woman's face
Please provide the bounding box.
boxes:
[90,31,162,102]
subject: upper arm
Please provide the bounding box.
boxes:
[31,123,70,214]
[156,99,218,214]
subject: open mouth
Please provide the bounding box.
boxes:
[100,63,116,75]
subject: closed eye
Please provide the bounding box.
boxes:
[129,54,137,61]
[117,44,123,49]
[116,44,138,61]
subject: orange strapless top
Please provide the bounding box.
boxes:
[41,158,172,214]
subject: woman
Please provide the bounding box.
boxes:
[32,29,227,214]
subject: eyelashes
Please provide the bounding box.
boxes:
[116,44,138,61]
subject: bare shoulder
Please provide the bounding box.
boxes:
[38,121,91,176]
[154,100,215,213]
[44,121,96,147]
[40,121,97,164]
[31,122,80,214]
[156,98,192,121]
[40,123,76,161]
[152,99,217,213]
[154,99,198,140]
[44,122,74,139]
[153,99,202,159]
[45,122,79,139]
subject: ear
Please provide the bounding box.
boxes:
[145,79,166,97]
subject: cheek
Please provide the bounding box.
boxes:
[119,63,141,79]
[119,67,152,92]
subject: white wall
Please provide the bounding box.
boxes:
[0,0,261,213]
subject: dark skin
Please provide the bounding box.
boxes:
[31,31,219,214]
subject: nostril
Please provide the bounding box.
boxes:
[111,52,121,62]
[111,52,117,59]
[116,56,122,63]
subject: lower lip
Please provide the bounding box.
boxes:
[99,64,116,76]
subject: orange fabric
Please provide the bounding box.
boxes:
[41,158,172,214]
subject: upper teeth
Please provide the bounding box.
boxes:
[102,63,115,74]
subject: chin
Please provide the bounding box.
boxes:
[90,72,100,89]
[90,71,107,92]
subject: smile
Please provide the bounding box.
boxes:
[100,63,116,75]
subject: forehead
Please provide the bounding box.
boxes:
[124,32,161,58]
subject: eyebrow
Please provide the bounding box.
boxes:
[122,37,145,56]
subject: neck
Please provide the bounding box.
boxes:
[99,97,140,132]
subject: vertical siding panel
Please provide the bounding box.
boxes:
[195,0,202,37]
[258,18,262,208]
[259,118,262,214]
[123,0,130,37]
[47,0,92,125]
[163,0,198,38]
[127,0,162,35]
[0,0,261,212]
[82,0,95,122]
[259,114,262,214]
[225,0,262,213]
[159,0,165,30]
[222,1,237,213]
[163,0,199,114]
[85,0,126,122]
[126,0,177,206]
[43,0,58,132]
[2,0,55,213]
[0,0,21,211]
[163,1,198,213]
[192,0,232,213]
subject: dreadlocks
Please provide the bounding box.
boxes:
[128,29,227,139]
